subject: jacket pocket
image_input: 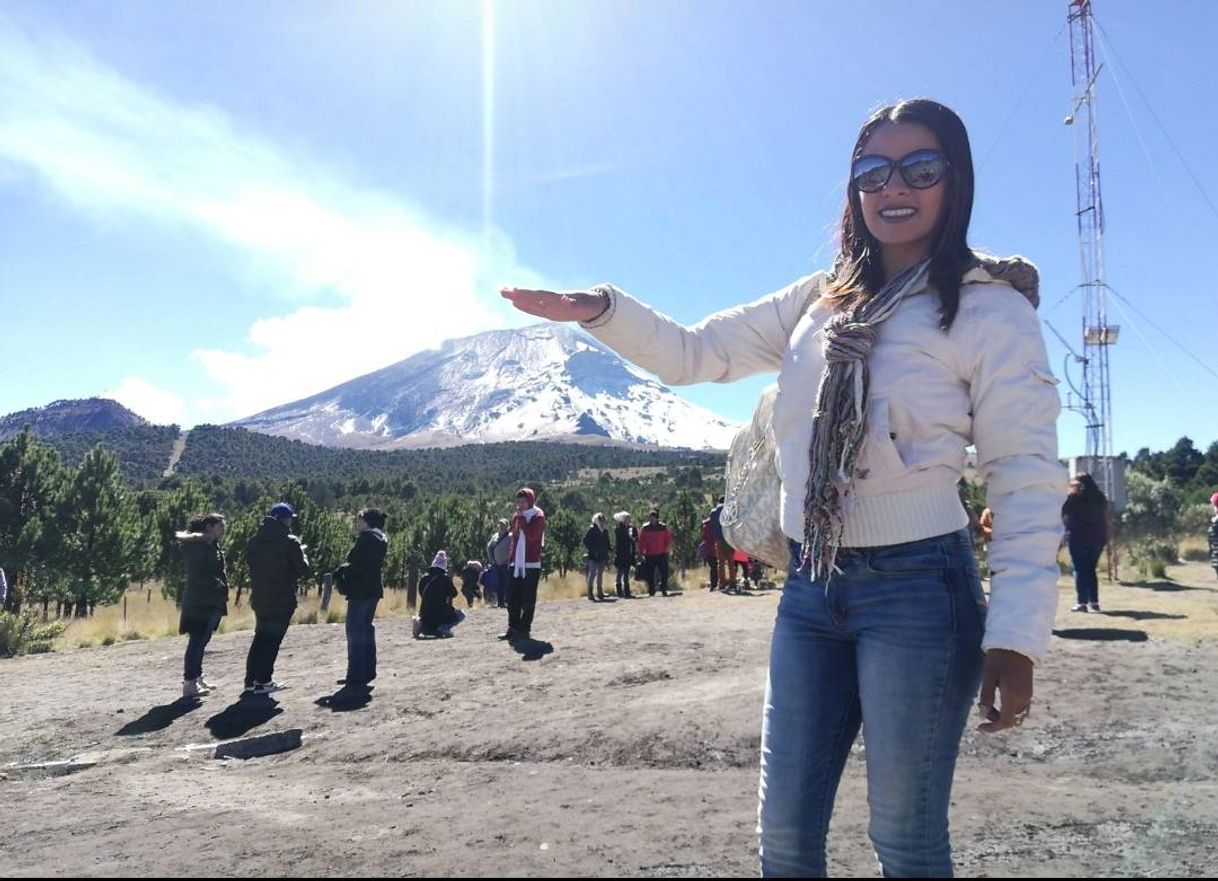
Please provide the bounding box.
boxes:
[1029,364,1060,386]
[856,397,905,481]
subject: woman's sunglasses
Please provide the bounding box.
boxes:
[850,148,950,193]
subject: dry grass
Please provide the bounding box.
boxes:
[1049,559,1218,642]
[1180,534,1210,563]
[50,568,707,650]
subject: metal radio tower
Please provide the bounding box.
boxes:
[1065,0,1119,498]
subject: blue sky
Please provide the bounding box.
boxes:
[0,0,1214,458]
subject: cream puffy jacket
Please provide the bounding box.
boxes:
[582,261,1068,664]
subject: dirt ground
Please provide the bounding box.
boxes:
[3,562,1218,877]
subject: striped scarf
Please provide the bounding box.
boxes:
[802,259,931,580]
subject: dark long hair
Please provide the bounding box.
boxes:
[825,98,977,330]
[186,513,226,534]
[1071,473,1109,513]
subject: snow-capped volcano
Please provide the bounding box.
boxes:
[230,324,740,450]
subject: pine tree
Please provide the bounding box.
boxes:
[671,490,701,573]
[58,446,143,616]
[547,509,582,577]
[0,429,68,613]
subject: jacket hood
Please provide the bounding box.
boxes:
[963,254,1040,309]
[366,528,387,543]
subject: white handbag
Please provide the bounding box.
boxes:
[719,384,790,569]
[718,275,824,571]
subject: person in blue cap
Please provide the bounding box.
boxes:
[243,502,310,695]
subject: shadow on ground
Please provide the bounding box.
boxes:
[1052,628,1149,643]
[206,695,285,739]
[116,698,202,736]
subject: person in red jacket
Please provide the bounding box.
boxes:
[503,486,546,641]
[637,508,673,597]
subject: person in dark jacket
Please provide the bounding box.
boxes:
[332,507,387,688]
[243,502,310,694]
[701,511,719,591]
[414,551,465,638]
[478,563,499,607]
[176,513,228,700]
[486,519,512,609]
[1062,473,1110,613]
[584,512,612,602]
[460,560,483,608]
[1208,491,1218,581]
[613,512,637,599]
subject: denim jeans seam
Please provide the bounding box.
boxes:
[919,572,958,876]
[814,691,860,850]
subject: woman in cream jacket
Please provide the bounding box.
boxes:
[503,98,1066,878]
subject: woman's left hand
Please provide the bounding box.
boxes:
[976,648,1034,734]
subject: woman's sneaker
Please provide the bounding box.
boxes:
[183,678,205,699]
[1090,603,1102,613]
[250,681,286,695]
[197,676,218,691]
[1070,603,1089,613]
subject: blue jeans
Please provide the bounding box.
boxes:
[758,529,987,878]
[345,598,379,683]
[183,611,223,681]
[1068,540,1104,605]
[245,611,293,688]
[437,607,466,638]
[587,561,607,598]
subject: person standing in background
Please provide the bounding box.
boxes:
[504,487,546,642]
[486,519,512,609]
[176,514,229,700]
[638,508,673,597]
[243,502,309,695]
[584,512,612,602]
[613,512,637,599]
[1062,474,1110,613]
[332,507,387,689]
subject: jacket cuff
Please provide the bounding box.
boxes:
[580,283,619,329]
[980,639,1043,667]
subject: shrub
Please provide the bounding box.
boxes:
[1129,539,1176,579]
[0,612,67,657]
[325,609,346,625]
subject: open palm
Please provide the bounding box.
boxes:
[500,286,604,323]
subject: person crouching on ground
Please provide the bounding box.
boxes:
[503,487,546,641]
[414,551,464,638]
[177,513,229,699]
[332,507,387,688]
[243,502,310,695]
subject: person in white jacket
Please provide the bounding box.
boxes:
[502,98,1067,877]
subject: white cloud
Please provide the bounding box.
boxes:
[0,20,556,422]
[103,377,185,426]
